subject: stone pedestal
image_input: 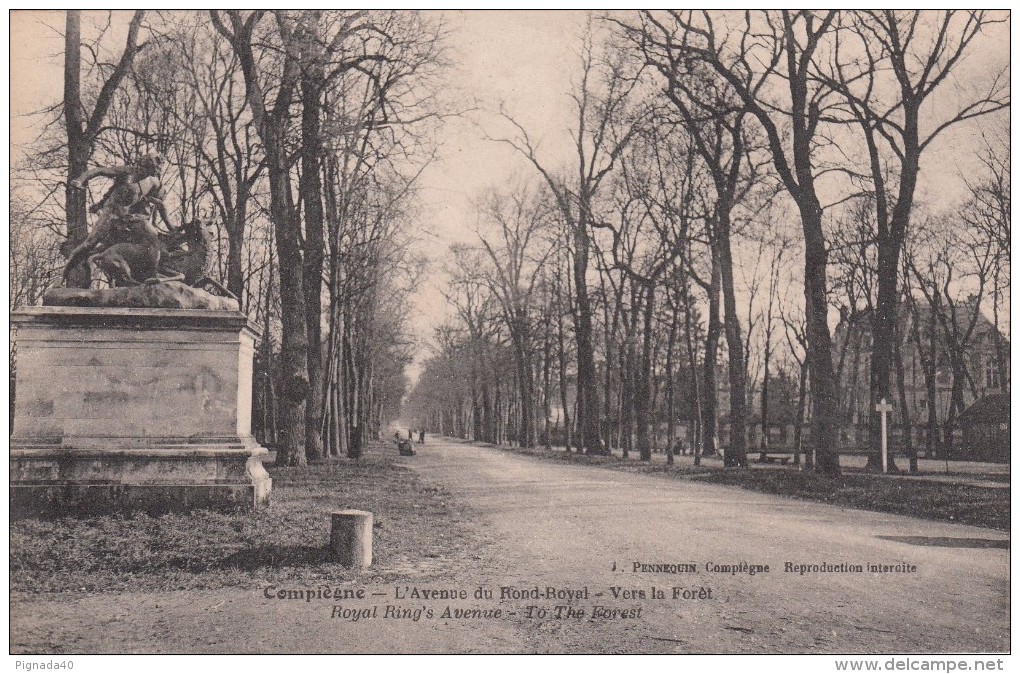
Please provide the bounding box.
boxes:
[10,306,272,516]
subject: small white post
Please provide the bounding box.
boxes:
[875,398,894,474]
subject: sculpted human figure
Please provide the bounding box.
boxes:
[63,152,172,284]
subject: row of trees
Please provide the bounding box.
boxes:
[405,11,1009,477]
[11,10,448,464]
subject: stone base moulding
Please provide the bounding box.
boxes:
[10,306,272,516]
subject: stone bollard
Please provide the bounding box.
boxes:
[330,510,373,568]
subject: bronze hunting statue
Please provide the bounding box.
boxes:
[60,152,234,299]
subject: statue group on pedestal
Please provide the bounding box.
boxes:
[63,152,233,298]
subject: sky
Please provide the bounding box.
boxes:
[404,11,589,366]
[7,10,1012,381]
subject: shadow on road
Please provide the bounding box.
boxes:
[877,535,1009,549]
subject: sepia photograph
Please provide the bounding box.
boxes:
[7,8,1012,664]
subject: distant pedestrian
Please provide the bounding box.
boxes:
[408,429,413,440]
[419,430,426,445]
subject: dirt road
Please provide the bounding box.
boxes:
[398,438,1008,653]
[11,437,1008,654]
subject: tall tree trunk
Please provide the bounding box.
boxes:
[664,286,680,466]
[717,218,747,468]
[793,361,808,466]
[620,288,639,458]
[225,195,248,302]
[600,274,616,454]
[542,312,553,449]
[556,284,572,452]
[513,334,535,448]
[63,11,90,288]
[268,141,308,466]
[573,205,604,455]
[847,330,864,447]
[616,337,628,456]
[683,273,704,466]
[759,329,772,461]
[943,356,967,458]
[343,317,360,458]
[482,378,494,443]
[801,203,841,477]
[701,254,721,457]
[471,370,482,442]
[215,10,307,466]
[866,236,904,471]
[992,266,1008,392]
[893,323,915,472]
[493,385,502,445]
[650,341,661,452]
[636,285,655,461]
[924,367,938,459]
[300,11,326,462]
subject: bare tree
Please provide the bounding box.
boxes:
[552,244,576,452]
[212,10,309,466]
[476,184,556,448]
[619,14,787,466]
[492,31,644,455]
[961,135,1010,393]
[780,298,810,467]
[905,214,997,456]
[757,238,787,460]
[595,119,701,461]
[622,10,844,475]
[822,10,1009,471]
[444,245,499,443]
[10,190,63,310]
[166,19,265,303]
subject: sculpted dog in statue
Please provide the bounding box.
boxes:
[160,218,236,299]
[88,218,234,299]
[87,215,182,287]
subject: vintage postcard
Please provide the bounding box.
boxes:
[8,9,1011,667]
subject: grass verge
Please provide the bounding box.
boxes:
[493,444,1009,532]
[10,443,485,594]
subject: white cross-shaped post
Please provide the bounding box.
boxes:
[875,398,894,474]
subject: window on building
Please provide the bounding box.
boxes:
[985,359,1001,389]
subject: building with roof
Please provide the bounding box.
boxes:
[833,295,1009,460]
